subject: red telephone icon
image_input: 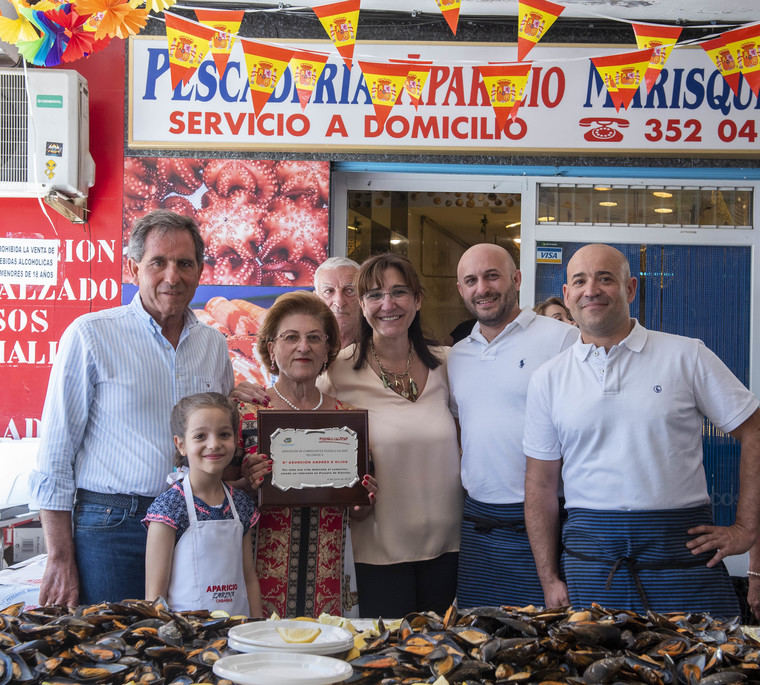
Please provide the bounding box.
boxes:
[578,117,630,142]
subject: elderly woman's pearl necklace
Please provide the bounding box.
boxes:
[272,383,324,410]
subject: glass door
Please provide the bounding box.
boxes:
[332,172,525,344]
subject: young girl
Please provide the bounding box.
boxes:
[144,392,263,617]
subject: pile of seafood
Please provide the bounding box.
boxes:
[0,598,243,684]
[347,603,760,684]
[2,599,760,684]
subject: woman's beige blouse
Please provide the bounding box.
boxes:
[319,345,463,566]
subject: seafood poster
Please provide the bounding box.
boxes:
[122,157,330,389]
[123,157,329,286]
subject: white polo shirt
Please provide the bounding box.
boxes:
[523,320,759,511]
[448,309,578,504]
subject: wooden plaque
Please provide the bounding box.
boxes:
[257,409,370,507]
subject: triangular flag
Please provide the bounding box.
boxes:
[477,63,532,128]
[240,38,294,116]
[289,49,330,110]
[632,22,682,93]
[358,60,409,128]
[591,48,653,112]
[722,24,760,97]
[164,12,215,90]
[390,56,433,109]
[194,8,243,79]
[517,0,564,61]
[312,0,359,71]
[700,34,742,97]
[434,0,460,36]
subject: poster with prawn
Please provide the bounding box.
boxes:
[122,157,329,287]
[122,283,310,389]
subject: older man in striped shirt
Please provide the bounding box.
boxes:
[31,210,233,607]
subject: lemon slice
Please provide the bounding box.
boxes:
[276,625,322,643]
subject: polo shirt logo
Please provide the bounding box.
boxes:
[653,385,662,393]
[519,359,525,368]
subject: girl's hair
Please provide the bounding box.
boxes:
[257,290,341,375]
[170,392,240,467]
[534,296,571,318]
[353,253,442,371]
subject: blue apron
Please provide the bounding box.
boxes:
[457,496,544,608]
[562,505,740,617]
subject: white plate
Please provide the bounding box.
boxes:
[227,634,352,656]
[213,652,353,685]
[228,620,354,654]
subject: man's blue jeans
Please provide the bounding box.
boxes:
[73,501,147,604]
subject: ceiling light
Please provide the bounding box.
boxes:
[653,207,673,214]
[594,185,611,191]
[390,238,402,245]
[599,201,618,207]
[652,191,673,198]
[513,237,521,244]
[505,221,521,229]
[537,216,556,222]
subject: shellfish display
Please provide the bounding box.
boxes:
[1,599,760,684]
[344,603,760,684]
[0,598,243,685]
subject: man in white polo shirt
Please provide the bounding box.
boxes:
[448,243,577,608]
[524,243,760,616]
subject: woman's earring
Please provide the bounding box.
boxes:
[321,361,327,373]
[270,357,276,371]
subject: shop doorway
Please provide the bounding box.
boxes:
[334,173,523,344]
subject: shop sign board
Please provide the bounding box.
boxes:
[129,38,760,155]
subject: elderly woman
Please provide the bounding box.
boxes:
[238,291,375,618]
[319,253,463,618]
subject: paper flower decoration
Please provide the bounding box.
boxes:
[0,10,39,44]
[45,4,107,62]
[73,0,146,39]
[141,0,176,14]
[14,6,54,65]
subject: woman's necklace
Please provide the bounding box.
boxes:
[371,340,419,402]
[272,383,324,410]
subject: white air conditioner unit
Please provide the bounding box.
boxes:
[0,68,95,199]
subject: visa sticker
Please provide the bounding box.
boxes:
[536,246,562,263]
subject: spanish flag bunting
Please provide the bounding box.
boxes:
[164,12,215,90]
[477,63,532,128]
[632,23,682,93]
[389,56,433,109]
[721,24,760,97]
[434,0,461,36]
[240,38,294,117]
[312,0,359,71]
[358,60,410,128]
[700,34,741,96]
[591,48,653,111]
[289,49,330,110]
[194,8,243,79]
[517,0,564,61]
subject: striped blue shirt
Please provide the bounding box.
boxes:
[30,293,234,510]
